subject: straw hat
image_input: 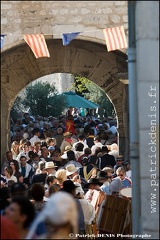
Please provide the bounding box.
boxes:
[44,161,57,170]
[61,145,73,159]
[65,164,79,176]
[65,145,72,151]
[63,132,72,137]
[102,167,113,173]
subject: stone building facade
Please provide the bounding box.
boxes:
[1,1,129,161]
[1,1,159,238]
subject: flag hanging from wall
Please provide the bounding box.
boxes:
[1,34,6,49]
[23,34,50,58]
[103,26,127,52]
[62,32,81,46]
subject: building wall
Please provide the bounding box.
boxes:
[1,1,128,51]
[33,73,74,93]
[136,1,159,238]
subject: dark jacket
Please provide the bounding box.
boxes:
[97,153,116,169]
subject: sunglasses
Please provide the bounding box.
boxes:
[118,174,124,177]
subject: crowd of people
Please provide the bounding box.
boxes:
[1,109,132,239]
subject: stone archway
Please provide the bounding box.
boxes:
[1,38,128,160]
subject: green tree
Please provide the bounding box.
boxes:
[10,96,25,120]
[22,81,67,117]
[69,76,114,117]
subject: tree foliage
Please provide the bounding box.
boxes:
[69,76,115,117]
[11,81,68,118]
[10,96,25,120]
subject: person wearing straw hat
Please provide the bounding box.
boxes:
[60,145,73,160]
[60,132,77,155]
[65,164,80,181]
[65,164,88,193]
[84,178,103,203]
[44,161,58,176]
[62,150,82,169]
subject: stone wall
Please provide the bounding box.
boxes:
[1,1,128,51]
[33,73,74,94]
[135,1,159,238]
[1,1,129,161]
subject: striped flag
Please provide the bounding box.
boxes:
[103,26,127,52]
[23,34,50,58]
[62,32,80,46]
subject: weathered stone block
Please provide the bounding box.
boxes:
[102,8,112,14]
[110,15,121,23]
[1,18,7,24]
[1,3,12,9]
[81,8,91,15]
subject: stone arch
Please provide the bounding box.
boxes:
[1,38,129,160]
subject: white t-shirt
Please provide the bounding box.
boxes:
[4,175,17,183]
[79,198,95,225]
[91,142,103,155]
[29,135,41,146]
[126,170,132,179]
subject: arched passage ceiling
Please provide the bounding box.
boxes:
[1,38,128,114]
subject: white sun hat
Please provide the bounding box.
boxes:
[65,164,79,176]
[44,161,58,170]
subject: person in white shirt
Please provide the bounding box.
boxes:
[3,166,17,183]
[44,161,58,176]
[72,134,88,151]
[19,156,32,187]
[29,128,41,147]
[91,136,103,155]
[75,182,95,234]
[16,143,30,162]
